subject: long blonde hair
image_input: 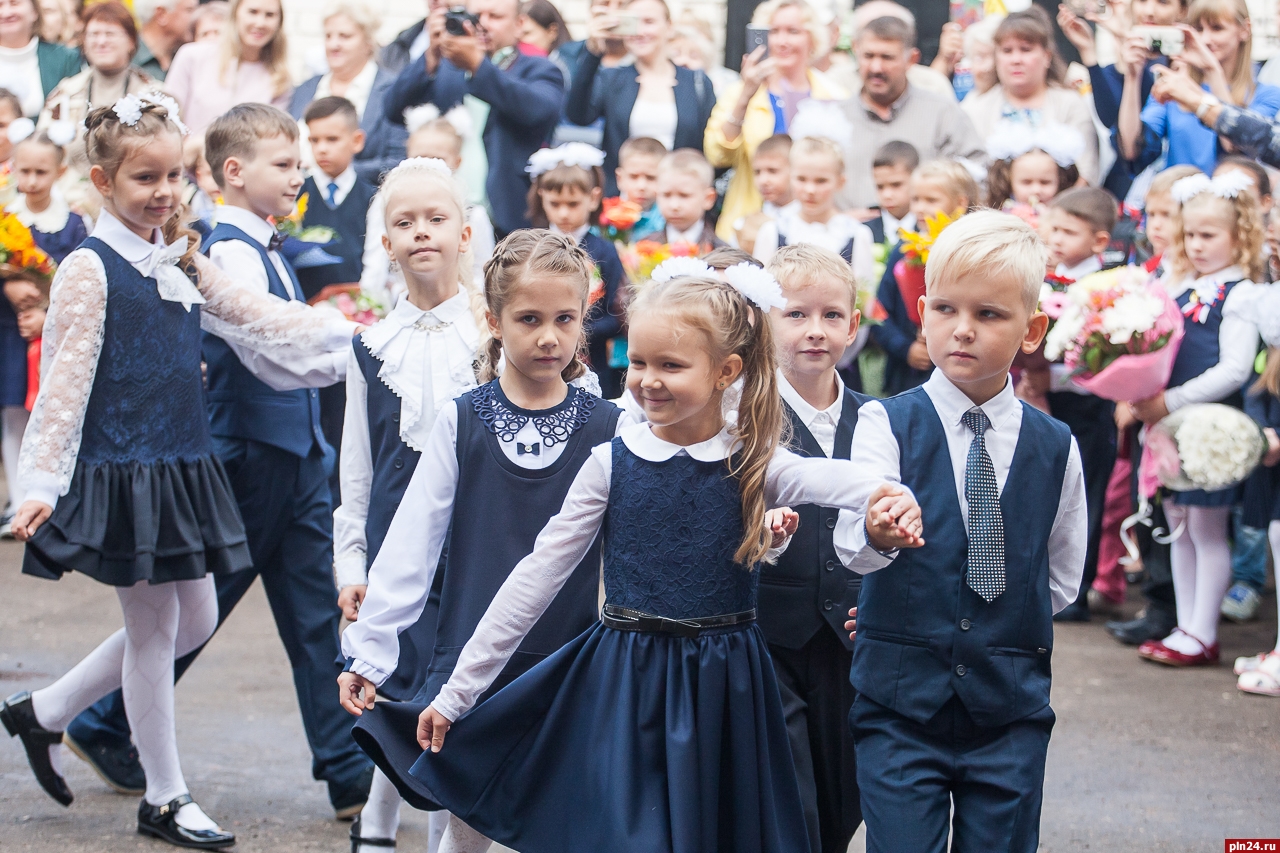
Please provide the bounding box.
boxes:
[475,231,593,385]
[628,275,785,566]
[221,0,291,98]
[1187,0,1254,105]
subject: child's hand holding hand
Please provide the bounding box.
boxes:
[418,705,453,753]
[765,507,799,550]
[17,308,44,341]
[337,671,377,716]
[11,500,52,541]
[337,584,367,621]
[866,484,925,551]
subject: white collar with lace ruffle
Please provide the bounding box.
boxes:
[9,192,70,234]
[361,289,481,452]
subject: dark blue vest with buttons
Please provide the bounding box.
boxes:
[1168,280,1241,390]
[352,338,420,560]
[758,389,869,651]
[419,382,622,701]
[200,223,326,458]
[79,237,212,463]
[850,387,1071,728]
[298,175,377,294]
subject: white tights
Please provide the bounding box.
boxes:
[355,769,448,853]
[438,814,493,853]
[1269,522,1280,654]
[1164,503,1232,652]
[30,577,221,829]
[2,405,28,507]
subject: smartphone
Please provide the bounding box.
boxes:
[1064,0,1107,16]
[610,12,640,36]
[745,24,769,58]
[1134,25,1184,56]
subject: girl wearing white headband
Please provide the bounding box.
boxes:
[984,120,1084,211]
[1127,170,1265,667]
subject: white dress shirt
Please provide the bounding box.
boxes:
[778,371,843,458]
[832,370,1088,613]
[314,60,379,119]
[332,291,482,588]
[312,165,358,208]
[550,222,591,243]
[1162,266,1259,413]
[666,220,705,245]
[752,202,876,285]
[208,205,349,390]
[340,388,635,685]
[422,422,897,721]
[1055,255,1102,281]
[882,210,913,243]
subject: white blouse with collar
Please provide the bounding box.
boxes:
[340,386,635,685]
[19,211,357,510]
[425,421,896,722]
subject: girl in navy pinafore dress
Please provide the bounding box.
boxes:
[1131,173,1263,667]
[332,159,483,851]
[0,97,355,847]
[338,230,627,852]
[408,269,923,853]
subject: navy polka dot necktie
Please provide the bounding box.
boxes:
[962,409,1005,602]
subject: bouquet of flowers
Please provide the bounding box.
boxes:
[274,192,336,244]
[1138,404,1265,496]
[598,197,642,244]
[896,209,961,326]
[325,287,388,326]
[1041,266,1183,402]
[620,239,698,284]
[0,211,56,289]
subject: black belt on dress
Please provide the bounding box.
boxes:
[601,603,756,639]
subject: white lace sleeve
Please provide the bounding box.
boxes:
[193,254,355,356]
[18,249,108,508]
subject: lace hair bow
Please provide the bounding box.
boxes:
[399,156,454,178]
[986,120,1085,169]
[527,143,606,177]
[1170,171,1253,204]
[112,90,189,136]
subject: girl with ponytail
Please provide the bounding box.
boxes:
[338,230,627,853]
[404,261,923,853]
[1,92,357,849]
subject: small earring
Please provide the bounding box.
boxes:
[717,382,726,389]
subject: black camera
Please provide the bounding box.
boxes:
[444,7,479,36]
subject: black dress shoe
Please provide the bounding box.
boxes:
[1106,609,1177,646]
[63,731,146,795]
[137,794,235,850]
[331,764,375,821]
[1053,600,1090,623]
[350,816,396,852]
[0,691,73,806]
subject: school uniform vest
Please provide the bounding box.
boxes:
[200,223,326,458]
[79,237,213,463]
[850,388,1071,729]
[1168,280,1241,391]
[758,390,869,651]
[421,383,622,698]
[299,175,377,295]
[352,339,420,560]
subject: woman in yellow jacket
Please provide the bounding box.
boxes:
[704,0,847,241]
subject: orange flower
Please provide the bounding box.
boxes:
[600,197,642,230]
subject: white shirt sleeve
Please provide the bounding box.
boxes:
[1049,439,1088,613]
[333,346,372,589]
[468,207,496,279]
[430,442,613,721]
[831,401,904,573]
[17,249,107,508]
[753,220,780,265]
[341,402,462,686]
[1164,283,1260,412]
[360,195,392,306]
[850,219,876,286]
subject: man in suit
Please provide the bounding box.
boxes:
[384,0,565,237]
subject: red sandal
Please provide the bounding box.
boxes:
[1138,628,1220,667]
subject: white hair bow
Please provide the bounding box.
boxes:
[724,262,787,312]
[986,120,1085,169]
[46,120,75,147]
[526,143,606,177]
[651,257,713,282]
[1170,170,1254,204]
[787,100,856,162]
[403,103,473,138]
[6,117,34,145]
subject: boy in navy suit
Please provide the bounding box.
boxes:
[836,210,1087,853]
[762,244,870,853]
[63,104,373,818]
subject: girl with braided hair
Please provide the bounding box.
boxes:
[338,229,627,852]
[0,92,357,848]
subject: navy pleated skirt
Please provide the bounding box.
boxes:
[354,621,810,853]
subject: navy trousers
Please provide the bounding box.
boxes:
[851,694,1054,853]
[67,439,370,789]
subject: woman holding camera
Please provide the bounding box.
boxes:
[1118,0,1279,174]
[566,0,716,196]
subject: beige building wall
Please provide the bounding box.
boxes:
[279,0,731,82]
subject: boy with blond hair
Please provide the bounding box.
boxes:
[836,211,1087,853]
[764,244,869,853]
[633,148,728,254]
